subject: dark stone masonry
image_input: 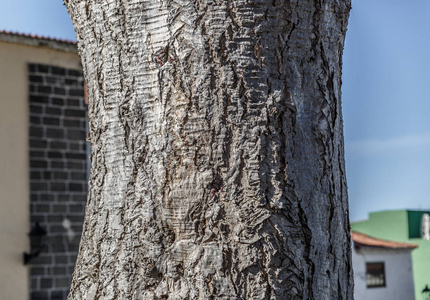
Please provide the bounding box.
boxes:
[28,63,87,300]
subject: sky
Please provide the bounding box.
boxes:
[342,0,430,221]
[0,0,429,222]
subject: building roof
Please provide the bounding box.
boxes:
[351,231,418,250]
[0,30,77,53]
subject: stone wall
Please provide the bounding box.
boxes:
[28,63,87,300]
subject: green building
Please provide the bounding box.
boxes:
[352,210,430,299]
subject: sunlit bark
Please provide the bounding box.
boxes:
[65,0,353,299]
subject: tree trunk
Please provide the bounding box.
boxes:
[65,0,352,299]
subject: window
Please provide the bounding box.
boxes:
[366,262,386,288]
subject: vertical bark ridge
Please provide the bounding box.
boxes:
[65,0,353,299]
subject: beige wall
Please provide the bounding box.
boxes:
[0,40,81,300]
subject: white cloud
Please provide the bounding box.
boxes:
[346,132,430,155]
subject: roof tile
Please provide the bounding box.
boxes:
[351,231,418,249]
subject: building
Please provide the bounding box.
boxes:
[0,30,87,300]
[351,230,417,299]
[352,210,430,300]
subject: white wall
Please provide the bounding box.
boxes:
[0,40,81,300]
[352,246,415,300]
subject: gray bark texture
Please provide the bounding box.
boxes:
[65,0,353,299]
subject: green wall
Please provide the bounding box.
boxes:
[351,210,430,300]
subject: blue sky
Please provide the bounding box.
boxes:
[343,0,430,221]
[1,0,429,222]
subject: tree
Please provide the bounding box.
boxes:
[64,0,352,299]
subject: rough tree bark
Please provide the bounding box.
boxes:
[65,0,352,299]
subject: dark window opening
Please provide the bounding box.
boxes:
[366,262,386,288]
